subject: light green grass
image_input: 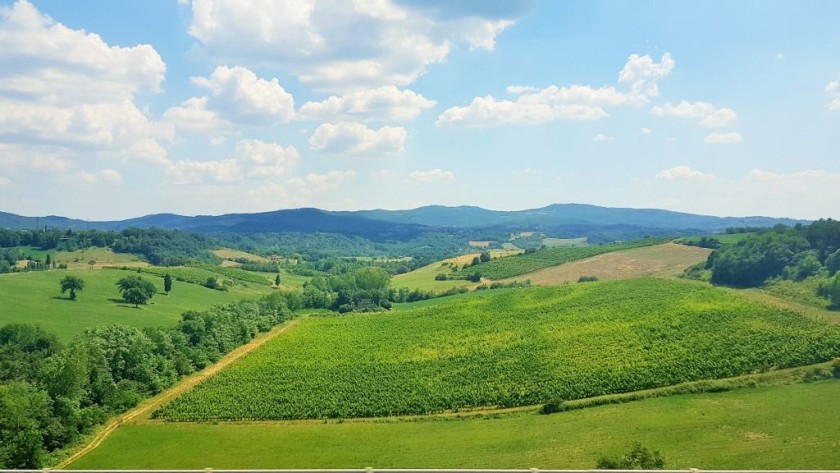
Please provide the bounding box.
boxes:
[0,269,259,342]
[153,279,840,421]
[67,380,840,469]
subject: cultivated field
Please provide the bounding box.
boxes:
[509,243,712,285]
[392,249,520,292]
[152,279,840,421]
[212,248,269,262]
[68,380,840,469]
[15,246,147,269]
[0,268,266,341]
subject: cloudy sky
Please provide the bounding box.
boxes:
[0,0,838,220]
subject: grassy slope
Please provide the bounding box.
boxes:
[14,247,147,269]
[68,380,840,469]
[153,279,840,420]
[507,243,711,285]
[0,268,266,342]
[392,250,520,292]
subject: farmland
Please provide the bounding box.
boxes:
[392,249,520,292]
[69,380,840,469]
[510,243,711,285]
[455,238,670,280]
[0,268,270,341]
[153,279,840,421]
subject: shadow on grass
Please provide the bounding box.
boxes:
[51,296,75,301]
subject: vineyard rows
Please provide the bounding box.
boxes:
[154,278,840,421]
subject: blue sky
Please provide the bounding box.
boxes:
[0,0,838,220]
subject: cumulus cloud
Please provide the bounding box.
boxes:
[308,121,406,155]
[827,79,840,110]
[165,159,242,185]
[164,66,295,132]
[408,168,455,183]
[186,0,520,91]
[651,101,737,128]
[287,170,357,193]
[73,168,123,186]
[298,86,436,122]
[704,132,742,144]
[0,1,170,164]
[640,127,652,135]
[437,53,673,127]
[235,139,299,177]
[655,166,716,181]
[618,53,675,97]
[593,133,614,142]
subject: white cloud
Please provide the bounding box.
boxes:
[408,168,455,183]
[651,101,737,128]
[640,127,652,135]
[655,166,716,181]
[235,139,299,177]
[298,86,436,122]
[704,132,742,144]
[308,121,406,155]
[186,0,519,91]
[165,66,295,132]
[287,170,356,193]
[0,176,11,188]
[98,169,124,185]
[618,53,675,97]
[437,53,673,127]
[165,159,242,185]
[71,169,123,186]
[0,1,170,164]
[827,79,840,110]
[593,133,614,142]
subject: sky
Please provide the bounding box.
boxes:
[0,0,838,221]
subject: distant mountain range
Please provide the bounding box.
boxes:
[0,204,806,242]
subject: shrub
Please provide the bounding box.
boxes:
[596,442,665,470]
[578,275,599,283]
[540,398,568,414]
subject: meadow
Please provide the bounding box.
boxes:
[153,279,840,421]
[392,249,520,292]
[69,380,840,469]
[455,238,670,280]
[0,268,269,341]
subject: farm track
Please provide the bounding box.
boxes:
[54,317,304,469]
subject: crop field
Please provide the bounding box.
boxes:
[392,249,520,292]
[542,237,588,247]
[212,248,269,262]
[0,268,253,341]
[455,238,670,280]
[510,243,712,285]
[69,380,840,469]
[153,279,840,421]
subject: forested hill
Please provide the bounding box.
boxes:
[0,204,805,238]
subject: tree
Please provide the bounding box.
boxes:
[44,254,51,268]
[479,251,491,263]
[827,273,840,308]
[59,276,85,301]
[163,273,172,294]
[274,274,281,287]
[596,442,665,470]
[116,275,156,307]
[123,287,150,308]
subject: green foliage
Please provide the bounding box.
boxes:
[163,273,173,293]
[709,229,810,286]
[827,273,840,307]
[116,275,157,307]
[454,238,668,280]
[540,398,568,414]
[154,279,840,421]
[826,248,840,276]
[597,442,665,469]
[59,275,85,300]
[578,275,599,282]
[274,274,281,287]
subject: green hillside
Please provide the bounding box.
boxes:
[154,279,840,421]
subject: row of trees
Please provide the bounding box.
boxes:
[0,292,297,468]
[58,274,173,307]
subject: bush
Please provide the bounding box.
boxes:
[596,442,665,470]
[540,398,568,414]
[434,273,448,281]
[578,275,599,283]
[833,359,840,379]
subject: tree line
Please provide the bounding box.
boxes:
[0,292,297,468]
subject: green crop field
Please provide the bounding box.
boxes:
[455,238,670,280]
[153,279,840,421]
[69,380,840,469]
[541,237,587,247]
[0,268,264,341]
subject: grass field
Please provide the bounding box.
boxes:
[153,279,840,421]
[392,249,520,292]
[0,268,264,341]
[14,246,147,269]
[508,243,711,285]
[67,380,840,469]
[212,248,269,262]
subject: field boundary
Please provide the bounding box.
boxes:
[54,318,304,469]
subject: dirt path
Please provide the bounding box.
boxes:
[54,317,303,469]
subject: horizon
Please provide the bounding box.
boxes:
[0,1,838,221]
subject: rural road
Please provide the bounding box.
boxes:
[54,317,303,469]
